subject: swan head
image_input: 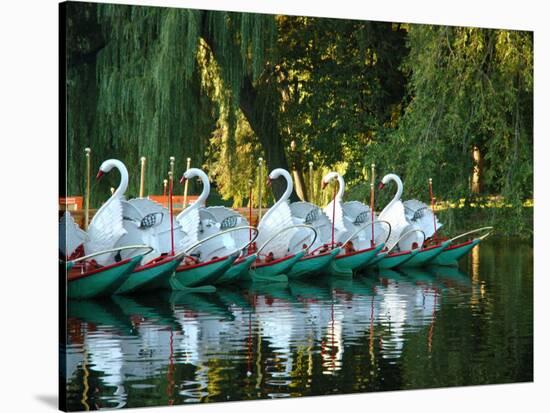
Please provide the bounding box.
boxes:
[378,173,401,190]
[180,168,209,185]
[267,168,290,187]
[96,159,121,180]
[321,171,339,189]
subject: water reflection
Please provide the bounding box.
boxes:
[64,240,533,410]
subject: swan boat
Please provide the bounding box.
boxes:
[146,167,261,290]
[321,172,388,277]
[263,169,341,281]
[64,246,150,299]
[429,227,493,266]
[377,173,493,267]
[244,169,318,284]
[372,173,450,268]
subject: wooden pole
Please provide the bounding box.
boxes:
[84,147,91,230]
[163,179,168,207]
[429,178,437,237]
[169,171,175,255]
[139,156,146,198]
[169,156,175,176]
[183,157,191,208]
[309,161,314,204]
[248,179,253,241]
[331,183,336,247]
[258,157,263,222]
[169,156,175,207]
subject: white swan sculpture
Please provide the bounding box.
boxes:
[267,168,331,253]
[59,211,88,259]
[177,168,250,262]
[321,171,379,250]
[378,173,428,251]
[403,199,442,240]
[82,159,129,265]
[256,168,313,260]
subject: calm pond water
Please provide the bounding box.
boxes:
[62,239,533,411]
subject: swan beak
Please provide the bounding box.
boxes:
[378,182,385,190]
[266,178,272,187]
[321,181,328,190]
[96,170,104,180]
[179,176,186,184]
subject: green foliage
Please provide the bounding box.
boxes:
[66,4,277,207]
[276,17,408,185]
[65,3,533,238]
[364,26,533,206]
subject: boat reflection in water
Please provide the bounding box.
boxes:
[64,241,531,410]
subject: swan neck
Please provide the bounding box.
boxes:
[336,174,345,200]
[261,170,293,225]
[112,161,129,199]
[177,169,210,220]
[381,174,403,215]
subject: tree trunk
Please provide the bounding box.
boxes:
[292,169,308,201]
[239,76,299,202]
[472,145,483,194]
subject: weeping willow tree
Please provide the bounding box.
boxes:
[366,26,533,204]
[65,2,291,207]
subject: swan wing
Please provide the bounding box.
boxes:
[176,207,200,253]
[59,211,88,258]
[257,201,297,259]
[86,197,127,265]
[323,199,346,233]
[203,206,251,251]
[403,199,442,239]
[343,201,372,224]
[379,200,410,250]
[117,198,175,262]
[290,201,332,247]
[343,201,384,248]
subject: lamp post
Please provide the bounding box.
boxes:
[183,157,191,208]
[258,157,263,222]
[84,147,91,230]
[370,163,375,246]
[139,156,146,198]
[308,161,314,204]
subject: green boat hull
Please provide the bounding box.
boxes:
[245,251,306,283]
[329,244,384,277]
[115,256,183,295]
[431,239,481,266]
[367,251,388,267]
[171,254,238,288]
[215,254,257,285]
[377,249,419,269]
[287,248,340,280]
[67,256,142,300]
[400,241,451,268]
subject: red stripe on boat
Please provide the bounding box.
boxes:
[175,255,230,273]
[421,243,445,252]
[67,258,133,282]
[335,245,377,260]
[253,253,296,268]
[300,249,334,261]
[134,255,180,273]
[444,239,474,251]
[387,249,412,257]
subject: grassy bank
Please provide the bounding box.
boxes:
[435,205,533,241]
